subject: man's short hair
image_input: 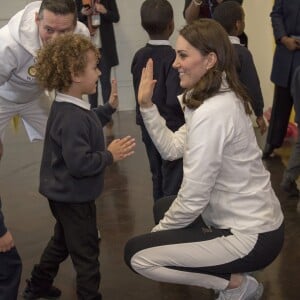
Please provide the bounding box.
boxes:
[141,0,173,36]
[38,0,77,25]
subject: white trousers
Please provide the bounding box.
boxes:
[0,94,51,142]
[124,196,284,292]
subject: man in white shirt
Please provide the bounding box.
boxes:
[0,0,89,153]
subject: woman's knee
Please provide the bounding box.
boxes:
[124,237,142,273]
[124,232,157,273]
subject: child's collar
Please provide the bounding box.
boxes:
[148,40,171,46]
[55,92,91,110]
[229,35,241,45]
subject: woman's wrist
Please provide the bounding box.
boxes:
[140,103,153,109]
[81,7,91,16]
[192,0,203,6]
[280,36,289,43]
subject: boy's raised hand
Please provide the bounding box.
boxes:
[138,58,157,108]
[108,79,118,109]
[107,136,136,162]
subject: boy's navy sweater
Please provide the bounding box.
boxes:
[233,44,264,117]
[39,101,114,203]
[131,43,185,131]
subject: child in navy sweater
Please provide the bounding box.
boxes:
[23,34,135,300]
[213,0,267,135]
[132,0,185,202]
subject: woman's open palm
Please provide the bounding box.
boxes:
[138,58,157,108]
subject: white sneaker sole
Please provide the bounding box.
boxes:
[245,283,264,300]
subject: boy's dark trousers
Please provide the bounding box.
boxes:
[0,245,22,300]
[30,200,101,300]
[140,124,183,201]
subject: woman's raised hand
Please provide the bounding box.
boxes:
[138,58,157,108]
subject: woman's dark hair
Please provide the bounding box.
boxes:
[181,19,251,114]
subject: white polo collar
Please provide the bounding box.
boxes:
[55,92,91,110]
[148,40,171,46]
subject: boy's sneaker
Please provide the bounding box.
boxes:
[22,279,61,299]
[216,275,263,300]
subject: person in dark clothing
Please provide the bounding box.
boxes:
[0,140,22,300]
[212,1,267,135]
[263,0,300,158]
[280,66,300,197]
[22,34,135,300]
[75,0,120,108]
[184,0,220,20]
[184,0,248,47]
[132,0,185,202]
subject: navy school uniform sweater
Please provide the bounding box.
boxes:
[131,43,185,132]
[232,42,264,117]
[39,95,115,203]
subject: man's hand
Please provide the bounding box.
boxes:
[95,3,107,14]
[0,231,14,253]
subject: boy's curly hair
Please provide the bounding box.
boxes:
[34,34,99,92]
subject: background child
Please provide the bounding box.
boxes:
[213,0,267,135]
[132,0,185,202]
[183,0,248,47]
[0,140,22,300]
[22,34,135,300]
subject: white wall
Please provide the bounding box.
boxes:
[243,0,274,109]
[0,0,32,27]
[0,0,274,111]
